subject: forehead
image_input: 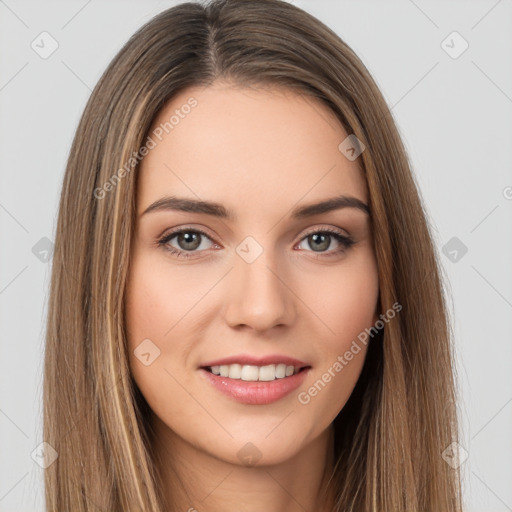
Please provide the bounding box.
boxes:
[137,83,367,217]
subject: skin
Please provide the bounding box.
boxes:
[125,81,379,512]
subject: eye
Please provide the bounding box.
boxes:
[157,226,355,259]
[157,227,217,259]
[296,227,355,258]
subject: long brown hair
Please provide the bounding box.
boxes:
[43,0,463,510]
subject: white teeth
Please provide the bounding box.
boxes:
[275,363,286,378]
[228,364,242,379]
[207,363,302,381]
[241,365,259,381]
[258,364,275,381]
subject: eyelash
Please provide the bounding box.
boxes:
[156,226,355,260]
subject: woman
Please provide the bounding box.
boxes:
[43,0,463,510]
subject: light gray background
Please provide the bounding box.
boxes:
[1,0,511,510]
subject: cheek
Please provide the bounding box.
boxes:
[296,250,379,417]
[125,252,218,347]
[124,255,223,422]
[124,258,185,412]
[304,249,379,349]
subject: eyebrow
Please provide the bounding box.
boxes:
[141,194,370,219]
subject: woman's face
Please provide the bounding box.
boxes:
[125,82,379,466]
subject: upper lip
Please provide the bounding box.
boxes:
[200,354,310,368]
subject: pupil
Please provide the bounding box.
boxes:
[310,233,329,252]
[179,232,200,250]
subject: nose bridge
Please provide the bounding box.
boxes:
[224,236,294,331]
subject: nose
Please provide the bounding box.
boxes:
[224,248,296,333]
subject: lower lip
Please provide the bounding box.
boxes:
[199,368,310,405]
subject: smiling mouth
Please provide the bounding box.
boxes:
[202,363,309,382]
